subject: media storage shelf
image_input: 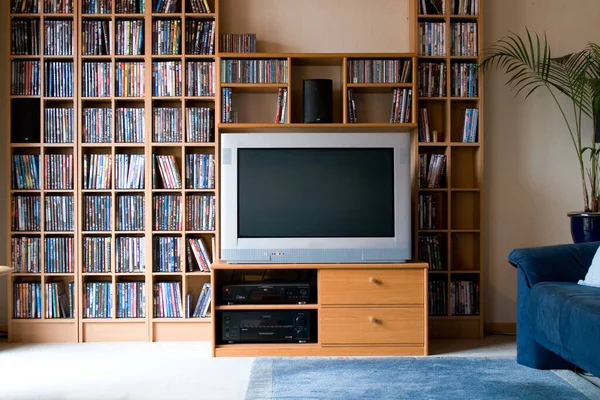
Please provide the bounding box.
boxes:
[416,0,484,338]
[211,262,428,357]
[7,0,482,343]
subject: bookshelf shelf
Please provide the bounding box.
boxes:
[81,319,118,323]
[429,315,480,321]
[417,14,446,19]
[419,97,447,101]
[450,56,479,60]
[151,13,184,17]
[346,83,413,89]
[113,318,147,322]
[14,319,75,324]
[217,123,416,131]
[419,55,447,60]
[184,55,216,60]
[81,14,111,18]
[184,13,216,18]
[11,189,42,193]
[451,97,480,101]
[151,96,184,100]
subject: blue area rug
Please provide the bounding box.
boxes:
[245,357,600,400]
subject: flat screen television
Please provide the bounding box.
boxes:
[220,132,411,263]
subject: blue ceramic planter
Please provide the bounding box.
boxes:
[568,212,600,243]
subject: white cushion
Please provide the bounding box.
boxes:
[579,246,600,287]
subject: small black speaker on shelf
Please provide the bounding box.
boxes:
[303,79,333,123]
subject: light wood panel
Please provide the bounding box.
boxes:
[12,321,78,343]
[320,307,424,345]
[82,321,147,342]
[153,320,212,341]
[319,269,424,305]
[215,344,426,357]
[219,0,411,53]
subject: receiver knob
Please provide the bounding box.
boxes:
[299,289,308,296]
[295,315,307,326]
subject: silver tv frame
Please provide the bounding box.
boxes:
[220,132,412,263]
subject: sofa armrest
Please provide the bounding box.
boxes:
[508,242,599,287]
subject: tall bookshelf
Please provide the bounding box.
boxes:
[7,0,483,342]
[415,0,484,339]
[8,0,79,342]
[8,0,217,342]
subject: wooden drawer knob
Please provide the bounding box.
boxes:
[369,277,380,284]
[369,316,379,324]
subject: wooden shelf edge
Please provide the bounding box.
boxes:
[214,344,426,357]
[215,304,318,311]
[218,52,417,59]
[213,261,428,270]
[217,123,417,131]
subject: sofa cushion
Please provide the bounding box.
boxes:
[580,244,600,287]
[529,282,600,375]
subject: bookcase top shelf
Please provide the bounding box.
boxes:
[217,123,418,132]
[218,52,417,60]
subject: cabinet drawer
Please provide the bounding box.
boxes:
[319,269,424,305]
[320,307,424,345]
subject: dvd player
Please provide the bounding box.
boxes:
[222,282,311,304]
[222,310,312,343]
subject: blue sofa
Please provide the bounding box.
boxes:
[508,242,600,377]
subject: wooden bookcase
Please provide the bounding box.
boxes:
[8,0,79,342]
[414,0,484,339]
[6,0,483,342]
[7,0,218,342]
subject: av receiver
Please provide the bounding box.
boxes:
[222,282,310,304]
[222,310,312,343]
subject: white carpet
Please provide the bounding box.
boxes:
[0,336,516,400]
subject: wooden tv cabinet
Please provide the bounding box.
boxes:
[211,262,428,357]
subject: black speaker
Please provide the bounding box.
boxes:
[303,79,333,123]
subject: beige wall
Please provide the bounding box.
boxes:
[483,0,600,323]
[1,0,600,327]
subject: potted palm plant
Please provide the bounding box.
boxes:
[481,30,600,243]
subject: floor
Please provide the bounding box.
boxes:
[0,335,518,400]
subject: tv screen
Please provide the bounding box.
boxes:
[237,148,395,238]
